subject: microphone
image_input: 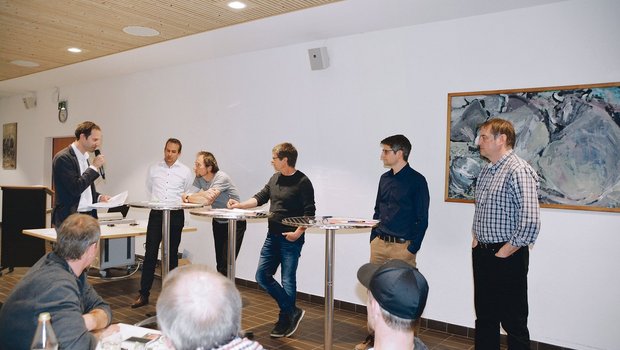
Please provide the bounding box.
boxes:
[94,149,106,179]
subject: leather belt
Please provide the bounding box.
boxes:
[477,241,506,251]
[378,234,409,244]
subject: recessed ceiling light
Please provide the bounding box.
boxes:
[67,47,82,53]
[227,1,247,9]
[122,25,160,37]
[10,60,40,67]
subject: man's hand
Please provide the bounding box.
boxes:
[92,324,120,341]
[99,195,111,202]
[282,228,305,242]
[92,154,105,169]
[227,198,240,208]
[82,308,110,331]
[495,243,520,258]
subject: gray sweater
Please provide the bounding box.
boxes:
[0,253,111,349]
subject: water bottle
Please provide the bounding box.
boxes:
[30,312,59,350]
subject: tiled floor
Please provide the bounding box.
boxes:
[1,266,476,349]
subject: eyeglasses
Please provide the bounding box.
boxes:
[381,149,395,155]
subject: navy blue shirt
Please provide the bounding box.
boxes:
[371,164,430,254]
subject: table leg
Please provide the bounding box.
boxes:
[161,209,171,279]
[227,219,237,281]
[324,228,335,350]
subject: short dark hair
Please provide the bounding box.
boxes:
[74,121,101,140]
[272,142,298,167]
[197,151,219,173]
[54,214,100,260]
[380,134,412,161]
[479,118,516,149]
[166,138,183,153]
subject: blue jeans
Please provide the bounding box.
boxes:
[255,232,304,315]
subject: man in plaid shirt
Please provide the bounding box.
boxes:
[472,118,541,350]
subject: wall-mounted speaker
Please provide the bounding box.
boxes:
[22,95,37,109]
[308,47,329,70]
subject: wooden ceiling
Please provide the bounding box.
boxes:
[0,0,341,81]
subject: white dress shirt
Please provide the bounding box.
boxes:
[71,143,95,212]
[146,160,194,202]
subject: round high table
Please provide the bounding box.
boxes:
[282,216,378,350]
[128,201,204,280]
[128,201,204,327]
[189,208,270,281]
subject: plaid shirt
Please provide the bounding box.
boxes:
[472,150,541,246]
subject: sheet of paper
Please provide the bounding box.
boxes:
[90,191,128,208]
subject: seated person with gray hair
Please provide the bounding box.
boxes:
[357,259,429,350]
[156,264,263,350]
[0,214,114,349]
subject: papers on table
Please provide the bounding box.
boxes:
[195,208,269,218]
[90,191,128,209]
[325,218,379,225]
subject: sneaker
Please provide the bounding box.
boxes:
[354,334,374,350]
[270,316,289,338]
[285,307,305,337]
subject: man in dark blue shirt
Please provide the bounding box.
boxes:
[357,134,430,350]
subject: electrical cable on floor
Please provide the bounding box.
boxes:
[87,258,143,281]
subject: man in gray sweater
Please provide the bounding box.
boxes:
[0,214,114,349]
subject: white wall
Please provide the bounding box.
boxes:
[1,1,619,348]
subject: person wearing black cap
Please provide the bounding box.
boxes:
[357,259,429,350]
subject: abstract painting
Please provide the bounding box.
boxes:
[2,122,17,170]
[445,82,620,213]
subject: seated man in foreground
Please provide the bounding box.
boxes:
[0,214,114,349]
[357,259,430,350]
[157,264,264,350]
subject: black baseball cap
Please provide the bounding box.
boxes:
[357,259,429,320]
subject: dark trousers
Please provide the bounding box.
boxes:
[139,209,184,298]
[473,244,530,350]
[212,220,247,276]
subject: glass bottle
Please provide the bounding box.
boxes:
[30,312,59,350]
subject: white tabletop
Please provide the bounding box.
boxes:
[22,220,197,242]
[190,208,270,220]
[128,201,204,210]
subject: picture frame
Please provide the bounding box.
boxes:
[445,82,620,213]
[2,122,17,170]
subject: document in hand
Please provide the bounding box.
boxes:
[90,191,128,209]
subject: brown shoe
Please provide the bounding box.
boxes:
[354,334,374,350]
[131,294,149,308]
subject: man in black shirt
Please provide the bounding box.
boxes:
[228,142,315,338]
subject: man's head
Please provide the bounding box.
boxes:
[164,138,182,167]
[380,134,411,167]
[476,118,515,163]
[74,121,102,153]
[357,259,429,332]
[272,142,298,169]
[194,151,219,177]
[54,214,100,263]
[157,265,241,350]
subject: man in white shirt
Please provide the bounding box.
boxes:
[132,138,194,308]
[52,121,110,228]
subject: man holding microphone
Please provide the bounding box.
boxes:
[52,121,110,228]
